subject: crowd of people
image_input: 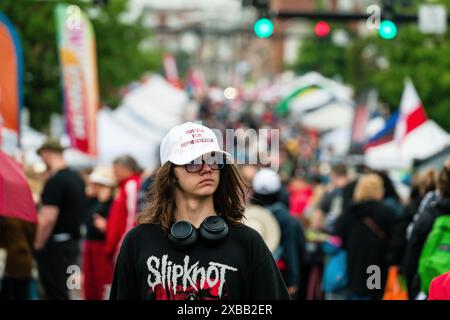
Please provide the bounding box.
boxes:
[1,95,449,300]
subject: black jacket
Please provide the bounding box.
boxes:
[334,200,397,299]
[402,197,450,299]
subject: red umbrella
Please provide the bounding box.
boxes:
[0,149,37,224]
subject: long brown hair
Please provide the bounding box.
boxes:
[138,162,249,232]
[438,157,450,198]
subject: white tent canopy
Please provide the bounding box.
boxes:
[121,74,189,133]
[21,74,192,170]
[365,120,450,170]
[300,103,354,131]
[284,72,353,102]
[319,116,386,156]
[281,72,355,131]
[97,108,159,170]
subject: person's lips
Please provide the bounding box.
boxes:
[199,178,215,185]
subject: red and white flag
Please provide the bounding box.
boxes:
[394,79,428,142]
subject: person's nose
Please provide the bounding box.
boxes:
[200,162,212,175]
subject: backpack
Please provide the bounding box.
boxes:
[418,215,450,293]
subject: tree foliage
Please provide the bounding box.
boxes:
[0,0,162,131]
[291,11,450,132]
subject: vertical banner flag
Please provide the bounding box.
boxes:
[55,4,99,156]
[0,12,24,154]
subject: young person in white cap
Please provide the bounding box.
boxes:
[83,166,115,300]
[251,168,304,299]
[109,122,290,300]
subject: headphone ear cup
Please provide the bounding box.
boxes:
[199,216,229,245]
[168,221,198,250]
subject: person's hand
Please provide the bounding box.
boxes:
[33,241,44,251]
[98,187,112,202]
[93,213,107,233]
[288,286,298,297]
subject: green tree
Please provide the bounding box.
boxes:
[290,14,450,132]
[292,27,348,80]
[0,0,162,131]
[373,27,450,131]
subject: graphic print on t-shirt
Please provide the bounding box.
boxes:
[145,254,238,300]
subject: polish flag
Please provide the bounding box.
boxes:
[394,79,428,142]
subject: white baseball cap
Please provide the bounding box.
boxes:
[252,168,281,195]
[160,122,232,166]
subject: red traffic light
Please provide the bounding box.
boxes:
[314,21,330,37]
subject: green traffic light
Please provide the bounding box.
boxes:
[378,20,397,40]
[254,18,274,38]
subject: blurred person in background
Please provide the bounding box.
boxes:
[334,174,397,300]
[389,169,438,274]
[403,158,450,299]
[311,163,352,234]
[288,169,313,224]
[403,169,437,237]
[105,155,141,264]
[251,168,305,299]
[0,217,36,299]
[405,169,439,241]
[372,171,403,216]
[82,166,115,300]
[301,173,327,229]
[307,164,353,301]
[34,139,86,299]
[137,149,162,214]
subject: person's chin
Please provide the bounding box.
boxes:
[195,185,216,196]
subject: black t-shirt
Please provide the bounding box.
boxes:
[41,168,86,239]
[109,223,290,300]
[85,198,113,241]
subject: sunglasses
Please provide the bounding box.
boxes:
[184,153,226,173]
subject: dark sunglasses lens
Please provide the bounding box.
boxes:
[205,154,225,170]
[185,163,203,172]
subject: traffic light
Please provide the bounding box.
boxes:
[378,20,397,39]
[314,21,330,37]
[254,18,274,38]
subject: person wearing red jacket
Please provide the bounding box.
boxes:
[103,155,141,264]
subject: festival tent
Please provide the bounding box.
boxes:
[20,126,96,169]
[20,125,46,166]
[299,103,354,131]
[97,108,160,170]
[99,74,191,169]
[119,74,189,133]
[319,116,386,156]
[276,72,355,131]
[21,75,192,170]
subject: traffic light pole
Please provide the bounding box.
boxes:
[274,11,450,23]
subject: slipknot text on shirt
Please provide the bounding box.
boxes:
[146,254,238,298]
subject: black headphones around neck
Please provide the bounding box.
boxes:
[168,216,229,250]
